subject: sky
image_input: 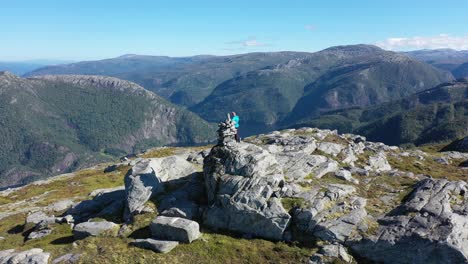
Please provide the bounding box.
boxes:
[1,0,468,61]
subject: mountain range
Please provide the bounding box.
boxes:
[403,49,468,78]
[26,45,454,136]
[291,78,468,146]
[0,72,213,188]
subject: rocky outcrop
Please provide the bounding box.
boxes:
[203,137,290,240]
[351,178,468,263]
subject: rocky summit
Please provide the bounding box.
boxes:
[0,122,466,263]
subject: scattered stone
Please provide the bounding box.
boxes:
[150,216,200,243]
[313,159,339,178]
[26,211,55,225]
[52,253,81,264]
[47,199,75,212]
[73,221,119,240]
[365,152,391,172]
[27,222,53,240]
[130,238,179,253]
[0,248,50,264]
[309,243,353,263]
[434,156,450,165]
[317,142,345,156]
[335,169,359,184]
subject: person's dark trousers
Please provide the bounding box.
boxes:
[235,130,240,142]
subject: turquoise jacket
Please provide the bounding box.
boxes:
[232,115,240,128]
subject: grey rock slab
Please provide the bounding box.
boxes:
[52,253,81,264]
[130,238,179,253]
[150,216,200,243]
[148,155,197,182]
[0,248,50,264]
[27,229,52,240]
[73,221,119,240]
[335,169,359,184]
[26,211,55,225]
[47,199,75,212]
[313,160,339,178]
[317,142,345,156]
[365,152,391,172]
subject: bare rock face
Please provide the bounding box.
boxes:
[350,178,468,264]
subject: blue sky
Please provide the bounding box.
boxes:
[1,0,468,60]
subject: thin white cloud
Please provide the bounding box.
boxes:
[376,34,468,50]
[305,24,317,31]
[226,37,268,47]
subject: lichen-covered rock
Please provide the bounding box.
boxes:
[130,239,179,253]
[351,178,468,264]
[150,216,200,243]
[124,159,161,222]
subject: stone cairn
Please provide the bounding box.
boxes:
[217,114,237,146]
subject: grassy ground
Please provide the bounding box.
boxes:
[0,211,312,264]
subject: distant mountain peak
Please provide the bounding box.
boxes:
[117,54,139,58]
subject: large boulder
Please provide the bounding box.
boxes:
[0,248,50,264]
[124,159,161,222]
[148,155,197,182]
[350,178,468,264]
[203,141,291,240]
[150,216,200,243]
[73,221,119,240]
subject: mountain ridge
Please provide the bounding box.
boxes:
[0,73,214,188]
